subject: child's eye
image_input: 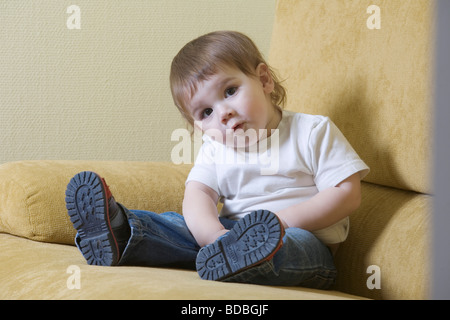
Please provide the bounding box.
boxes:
[225,87,237,98]
[201,108,213,119]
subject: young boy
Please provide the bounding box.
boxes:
[65,31,369,289]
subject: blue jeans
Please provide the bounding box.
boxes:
[116,209,337,289]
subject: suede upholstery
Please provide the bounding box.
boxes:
[0,0,433,299]
[269,0,433,194]
[267,0,433,299]
[0,160,363,300]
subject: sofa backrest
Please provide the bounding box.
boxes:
[269,0,433,194]
[269,0,433,300]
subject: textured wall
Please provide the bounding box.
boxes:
[0,0,276,164]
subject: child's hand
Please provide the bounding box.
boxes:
[183,181,226,247]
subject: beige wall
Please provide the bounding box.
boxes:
[0,0,276,164]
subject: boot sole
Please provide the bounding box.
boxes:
[196,210,284,281]
[65,171,119,266]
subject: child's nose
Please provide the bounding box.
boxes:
[219,105,235,124]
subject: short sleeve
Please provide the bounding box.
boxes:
[309,117,369,191]
[185,139,220,194]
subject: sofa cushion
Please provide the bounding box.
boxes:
[0,233,365,299]
[0,160,191,245]
[334,182,431,299]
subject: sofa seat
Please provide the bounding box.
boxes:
[0,160,430,299]
[0,160,363,300]
[0,233,364,300]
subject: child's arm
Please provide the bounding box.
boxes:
[183,181,228,247]
[275,173,362,232]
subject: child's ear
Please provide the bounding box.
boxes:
[256,63,274,94]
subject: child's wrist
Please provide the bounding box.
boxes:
[205,229,229,246]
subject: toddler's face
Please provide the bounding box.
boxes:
[186,64,280,147]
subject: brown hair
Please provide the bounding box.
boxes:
[170,31,286,126]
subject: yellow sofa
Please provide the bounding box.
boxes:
[0,0,432,300]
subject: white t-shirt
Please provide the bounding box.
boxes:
[186,110,369,244]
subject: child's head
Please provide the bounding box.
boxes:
[170,31,286,127]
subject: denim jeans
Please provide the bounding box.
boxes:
[115,209,337,289]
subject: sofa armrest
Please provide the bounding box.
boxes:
[333,182,431,299]
[0,160,191,245]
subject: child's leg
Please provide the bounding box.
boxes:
[119,211,238,269]
[222,227,337,289]
[117,210,198,268]
[66,171,131,266]
[65,171,203,269]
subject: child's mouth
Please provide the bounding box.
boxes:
[232,123,244,131]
